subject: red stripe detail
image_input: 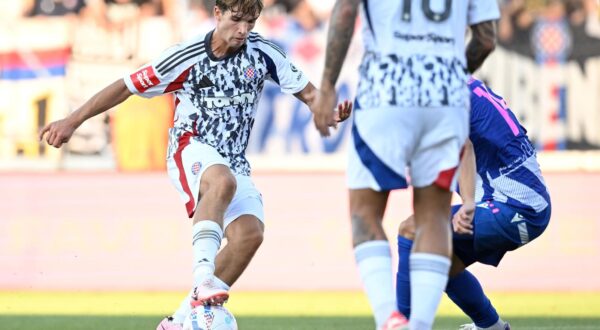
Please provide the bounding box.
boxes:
[434,166,458,191]
[174,132,196,217]
[130,66,160,93]
[0,47,70,69]
[165,67,192,93]
[434,145,465,190]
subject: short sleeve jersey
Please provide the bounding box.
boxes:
[123,30,309,176]
[356,0,500,109]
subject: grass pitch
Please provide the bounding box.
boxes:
[1,291,599,329]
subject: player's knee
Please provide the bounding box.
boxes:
[245,229,264,252]
[398,215,416,240]
[350,213,386,246]
[349,193,388,245]
[206,172,237,202]
[350,201,379,221]
[232,228,263,253]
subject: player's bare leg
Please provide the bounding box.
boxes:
[169,215,263,325]
[191,164,236,306]
[412,185,452,255]
[409,184,452,330]
[215,214,264,286]
[350,189,407,329]
[350,188,389,245]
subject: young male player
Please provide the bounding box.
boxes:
[395,77,551,330]
[39,1,352,329]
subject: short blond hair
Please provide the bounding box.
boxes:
[216,0,263,18]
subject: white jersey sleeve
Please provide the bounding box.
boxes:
[468,0,501,26]
[123,35,206,98]
[249,34,309,94]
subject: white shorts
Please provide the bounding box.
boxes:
[347,106,468,191]
[167,138,264,229]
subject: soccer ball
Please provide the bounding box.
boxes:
[183,305,237,330]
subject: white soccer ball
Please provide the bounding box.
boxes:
[183,305,238,330]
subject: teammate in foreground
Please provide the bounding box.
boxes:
[396,77,551,330]
[39,1,351,329]
[313,1,499,329]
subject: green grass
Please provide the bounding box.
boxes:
[1,291,600,329]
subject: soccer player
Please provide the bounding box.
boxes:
[396,77,551,330]
[313,1,499,329]
[39,0,351,329]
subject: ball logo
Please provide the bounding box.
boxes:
[191,162,202,176]
[189,310,201,330]
[244,66,255,80]
[203,305,215,329]
[130,66,160,93]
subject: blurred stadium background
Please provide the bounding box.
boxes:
[1,0,600,329]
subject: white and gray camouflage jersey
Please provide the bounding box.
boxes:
[356,1,500,109]
[123,30,308,175]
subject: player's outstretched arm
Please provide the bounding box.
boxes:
[294,82,352,128]
[452,139,476,235]
[313,0,360,137]
[466,20,498,73]
[39,79,133,148]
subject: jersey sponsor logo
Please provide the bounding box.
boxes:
[131,66,160,93]
[498,142,535,176]
[394,32,455,45]
[202,92,257,108]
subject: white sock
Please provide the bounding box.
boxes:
[171,276,230,324]
[354,240,397,328]
[192,220,223,283]
[409,253,450,330]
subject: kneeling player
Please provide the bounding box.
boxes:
[395,77,551,330]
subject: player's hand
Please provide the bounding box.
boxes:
[333,100,352,125]
[39,117,78,148]
[452,201,475,235]
[312,88,337,137]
